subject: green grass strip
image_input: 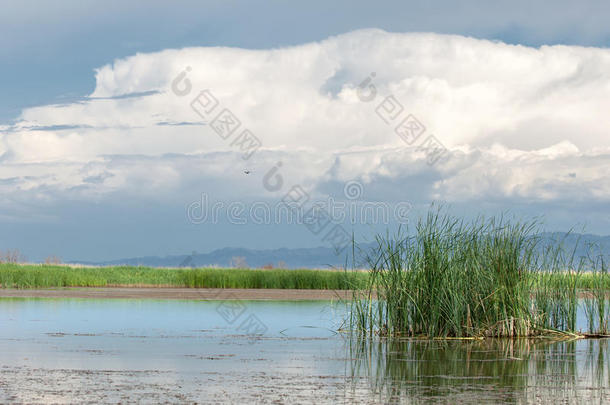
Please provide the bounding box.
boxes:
[0,263,368,290]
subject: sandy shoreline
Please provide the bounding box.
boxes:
[0,287,351,300]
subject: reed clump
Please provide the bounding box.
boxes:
[350,209,610,338]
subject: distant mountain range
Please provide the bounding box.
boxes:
[71,232,610,269]
[73,245,362,269]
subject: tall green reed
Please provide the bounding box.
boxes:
[350,208,608,338]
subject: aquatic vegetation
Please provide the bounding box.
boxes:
[583,255,610,335]
[349,208,610,338]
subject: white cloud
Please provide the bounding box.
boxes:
[2,29,610,223]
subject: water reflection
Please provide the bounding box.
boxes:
[347,337,609,403]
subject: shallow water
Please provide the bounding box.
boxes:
[0,298,608,403]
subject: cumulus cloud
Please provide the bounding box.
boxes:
[1,29,610,228]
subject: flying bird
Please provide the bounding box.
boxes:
[243,170,252,175]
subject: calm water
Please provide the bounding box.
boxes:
[0,298,608,403]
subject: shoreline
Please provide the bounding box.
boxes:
[0,287,352,300]
[0,287,606,301]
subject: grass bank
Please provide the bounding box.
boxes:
[0,264,368,290]
[0,264,608,292]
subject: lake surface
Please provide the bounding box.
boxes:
[0,298,608,403]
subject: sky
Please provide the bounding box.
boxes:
[1,0,610,262]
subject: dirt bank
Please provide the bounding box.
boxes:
[0,287,351,300]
